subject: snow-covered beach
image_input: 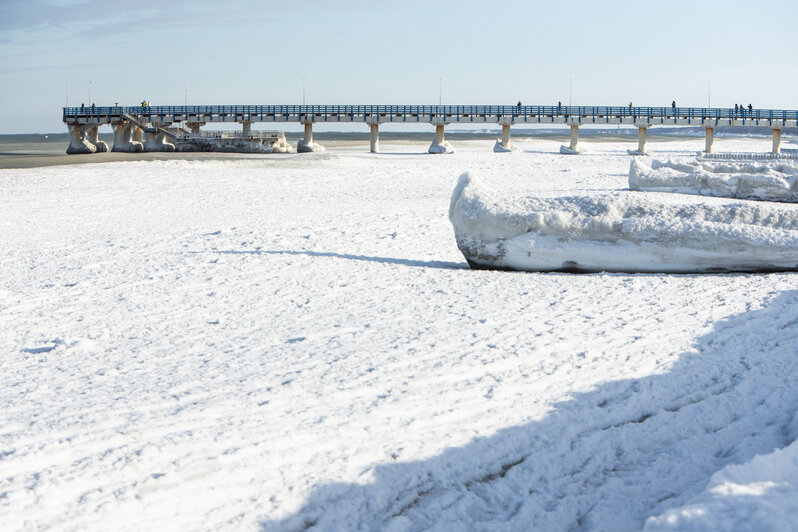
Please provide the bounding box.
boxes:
[3,138,798,530]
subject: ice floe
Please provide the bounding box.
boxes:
[450,171,798,273]
[629,158,798,202]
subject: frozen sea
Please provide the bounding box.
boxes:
[2,135,798,531]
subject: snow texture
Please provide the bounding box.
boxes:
[3,138,798,531]
[629,158,798,202]
[645,432,798,531]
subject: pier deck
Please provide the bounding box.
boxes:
[62,104,798,155]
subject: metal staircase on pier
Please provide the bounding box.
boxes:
[122,113,179,140]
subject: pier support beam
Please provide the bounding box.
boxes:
[241,121,252,137]
[111,122,143,153]
[560,125,580,154]
[627,121,652,155]
[370,124,379,153]
[705,127,715,153]
[66,125,97,154]
[773,128,782,155]
[144,124,176,152]
[298,121,324,152]
[494,123,516,152]
[637,127,647,154]
[144,130,158,151]
[87,125,108,152]
[131,125,144,145]
[187,122,205,135]
[429,124,453,154]
[156,130,175,151]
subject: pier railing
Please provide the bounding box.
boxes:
[62,105,798,122]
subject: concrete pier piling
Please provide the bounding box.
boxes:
[370,124,379,153]
[66,125,97,154]
[111,122,143,153]
[493,123,516,152]
[429,122,453,153]
[187,122,204,135]
[131,124,144,145]
[637,127,648,154]
[297,121,324,152]
[493,115,516,152]
[558,124,580,154]
[772,128,782,155]
[143,123,176,152]
[705,127,715,153]
[570,125,579,152]
[366,115,380,153]
[87,126,108,152]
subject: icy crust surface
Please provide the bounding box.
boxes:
[450,171,798,272]
[5,139,798,531]
[629,158,798,202]
[645,432,798,531]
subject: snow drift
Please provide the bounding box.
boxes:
[449,172,798,273]
[629,158,798,202]
[644,431,798,530]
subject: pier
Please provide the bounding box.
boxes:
[63,104,798,155]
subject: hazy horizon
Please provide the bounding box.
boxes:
[2,0,797,134]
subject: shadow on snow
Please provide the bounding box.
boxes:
[212,248,469,270]
[260,289,798,531]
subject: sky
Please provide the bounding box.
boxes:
[1,0,797,134]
